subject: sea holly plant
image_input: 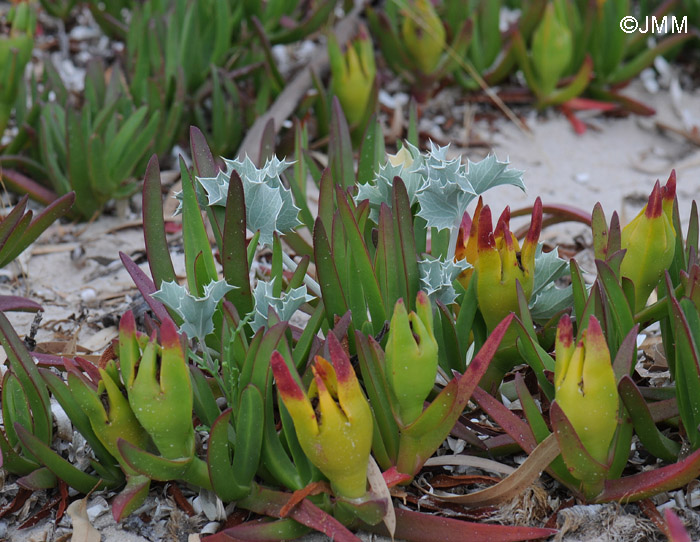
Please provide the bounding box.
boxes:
[195,154,302,248]
[355,141,527,266]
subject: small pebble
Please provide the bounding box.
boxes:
[80,288,97,303]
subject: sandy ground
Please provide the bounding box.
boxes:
[3,78,700,541]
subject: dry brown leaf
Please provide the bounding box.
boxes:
[367,455,395,540]
[67,498,100,542]
[423,433,559,507]
[424,454,516,475]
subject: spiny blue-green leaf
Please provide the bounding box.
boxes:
[423,141,470,188]
[197,170,230,206]
[194,155,301,246]
[529,244,574,321]
[355,141,424,221]
[415,142,475,232]
[530,284,574,321]
[249,279,313,333]
[532,244,569,298]
[151,279,235,340]
[415,179,474,232]
[418,256,470,305]
[465,153,525,195]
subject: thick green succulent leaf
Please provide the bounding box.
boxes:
[618,375,680,462]
[112,475,151,522]
[14,423,110,493]
[397,315,513,477]
[207,409,250,501]
[117,438,204,483]
[142,155,176,288]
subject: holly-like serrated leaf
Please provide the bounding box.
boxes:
[249,279,313,332]
[415,143,477,232]
[416,179,473,232]
[418,256,470,305]
[355,142,425,221]
[531,244,568,298]
[197,170,230,206]
[151,279,235,340]
[193,155,301,247]
[244,181,285,247]
[423,142,469,188]
[529,244,574,321]
[530,284,574,321]
[466,154,526,195]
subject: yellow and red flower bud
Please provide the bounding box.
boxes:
[620,171,676,312]
[455,197,483,289]
[271,334,373,499]
[329,24,376,126]
[474,198,542,331]
[554,315,619,465]
[400,0,446,74]
[385,291,439,425]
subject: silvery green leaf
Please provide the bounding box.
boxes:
[418,256,470,305]
[172,182,210,216]
[245,181,285,247]
[249,280,313,332]
[355,180,392,221]
[466,154,526,195]
[194,154,301,247]
[416,178,475,232]
[530,284,573,322]
[197,170,230,206]
[529,244,573,322]
[415,143,477,232]
[355,142,425,222]
[424,142,468,189]
[531,244,569,298]
[224,155,292,185]
[152,280,235,340]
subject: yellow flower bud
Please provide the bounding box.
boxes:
[474,198,542,331]
[620,171,676,312]
[271,334,373,499]
[554,315,619,465]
